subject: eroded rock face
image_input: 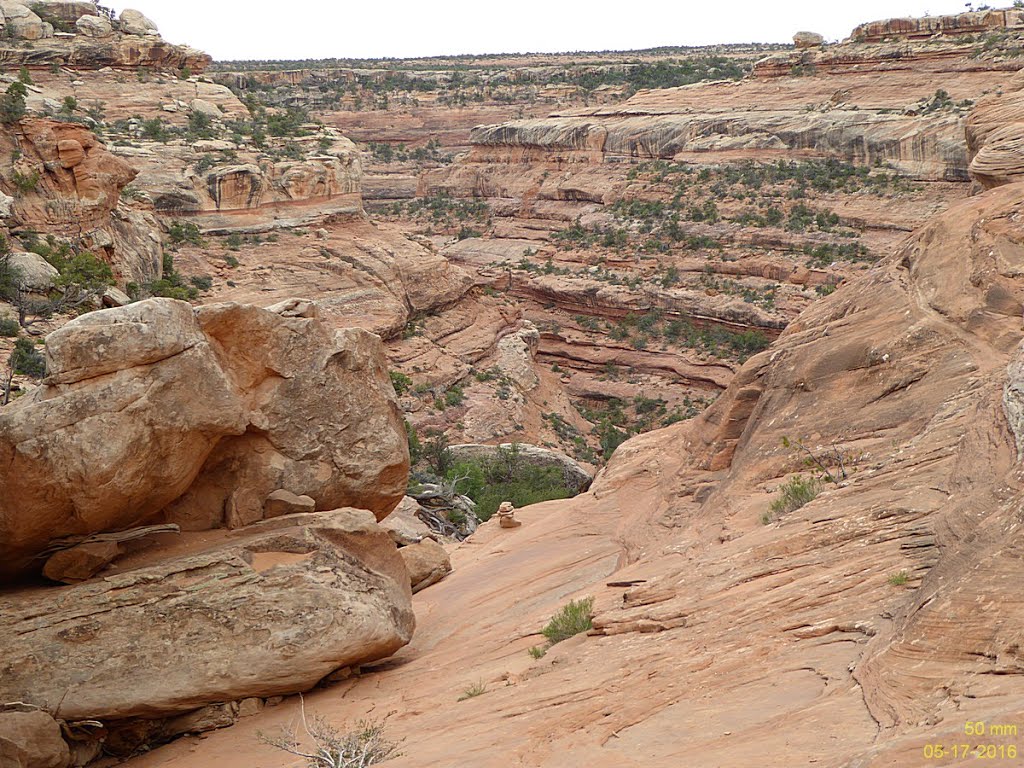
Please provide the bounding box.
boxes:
[0,509,415,721]
[851,8,1024,42]
[0,118,161,283]
[0,298,408,581]
[0,710,70,768]
[967,70,1024,188]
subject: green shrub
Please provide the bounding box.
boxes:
[457,681,487,701]
[389,370,412,395]
[444,444,574,520]
[11,169,39,194]
[443,385,464,407]
[768,474,822,519]
[11,337,45,377]
[0,317,19,336]
[167,220,203,246]
[141,118,171,142]
[528,645,546,659]
[190,275,213,291]
[888,571,909,586]
[542,597,594,645]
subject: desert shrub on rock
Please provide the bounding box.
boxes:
[542,596,594,645]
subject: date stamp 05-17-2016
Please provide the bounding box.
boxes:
[922,721,1020,761]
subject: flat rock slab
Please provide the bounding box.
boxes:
[0,509,414,722]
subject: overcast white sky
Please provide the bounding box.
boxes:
[108,0,980,61]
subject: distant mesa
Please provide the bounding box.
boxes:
[851,7,1024,42]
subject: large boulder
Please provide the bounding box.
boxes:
[792,31,824,48]
[75,13,111,37]
[32,0,97,23]
[0,1,53,39]
[399,538,452,593]
[0,298,409,581]
[6,251,58,292]
[0,509,415,721]
[118,7,157,36]
[189,98,222,119]
[0,710,70,768]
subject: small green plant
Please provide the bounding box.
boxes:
[167,220,203,246]
[888,571,910,586]
[542,596,594,645]
[0,317,19,337]
[768,474,822,518]
[11,169,39,194]
[457,681,487,701]
[389,370,412,396]
[10,337,45,377]
[528,645,547,659]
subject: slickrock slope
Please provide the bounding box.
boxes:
[0,297,409,580]
[128,141,1024,768]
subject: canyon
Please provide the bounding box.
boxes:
[3,3,1024,767]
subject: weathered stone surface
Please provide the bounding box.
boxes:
[966,71,1024,188]
[189,98,222,119]
[1004,343,1024,458]
[398,537,452,593]
[3,119,137,237]
[41,540,120,584]
[264,489,316,518]
[792,31,824,48]
[380,496,434,545]
[7,251,58,292]
[34,0,97,23]
[851,8,1024,42]
[0,298,408,581]
[0,509,415,721]
[164,302,409,530]
[118,8,157,36]
[0,710,70,768]
[74,13,110,37]
[0,1,52,40]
